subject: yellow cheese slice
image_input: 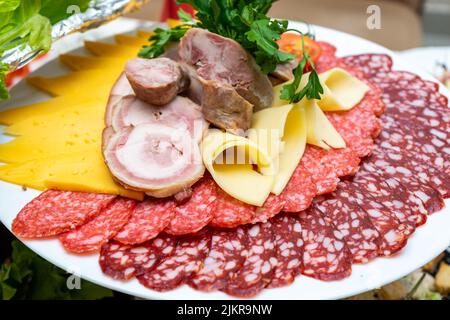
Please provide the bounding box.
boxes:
[0,151,143,200]
[249,104,306,194]
[302,99,346,150]
[201,129,274,206]
[317,68,370,111]
[27,69,122,97]
[137,30,154,38]
[114,34,147,47]
[84,41,138,58]
[59,54,126,71]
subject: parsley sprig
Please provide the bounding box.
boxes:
[280,34,324,103]
[138,0,323,103]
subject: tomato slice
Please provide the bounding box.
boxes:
[277,33,322,65]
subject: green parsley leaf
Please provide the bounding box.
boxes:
[138,24,190,59]
[177,8,193,23]
[0,63,9,100]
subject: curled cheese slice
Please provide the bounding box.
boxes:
[271,68,369,111]
[104,123,205,198]
[301,99,346,150]
[317,68,370,111]
[249,104,306,195]
[201,129,274,206]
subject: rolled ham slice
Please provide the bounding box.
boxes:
[125,57,189,106]
[105,73,134,127]
[111,95,208,143]
[104,124,205,198]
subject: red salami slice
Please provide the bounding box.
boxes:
[114,198,176,244]
[252,194,286,224]
[209,188,255,228]
[321,148,361,177]
[350,170,417,236]
[314,195,381,264]
[299,208,352,281]
[189,227,247,291]
[301,146,339,195]
[369,146,449,198]
[137,230,211,291]
[341,54,393,77]
[100,235,177,280]
[165,178,217,235]
[222,223,276,297]
[59,198,136,254]
[12,190,116,238]
[281,163,317,212]
[327,107,381,140]
[267,214,304,288]
[338,180,409,256]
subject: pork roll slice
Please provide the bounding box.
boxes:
[105,73,134,126]
[178,28,273,110]
[111,95,208,143]
[104,124,205,198]
[125,57,189,106]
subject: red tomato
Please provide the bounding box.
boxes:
[277,33,322,66]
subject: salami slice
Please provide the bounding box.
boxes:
[341,54,393,77]
[165,178,217,235]
[222,223,276,297]
[366,154,444,214]
[338,180,409,256]
[301,146,339,195]
[59,198,136,254]
[299,208,352,280]
[281,163,317,212]
[137,230,211,291]
[209,188,255,228]
[267,214,304,288]
[252,194,286,224]
[114,198,176,244]
[99,235,174,280]
[189,227,247,291]
[12,190,116,239]
[314,195,381,264]
[350,170,417,236]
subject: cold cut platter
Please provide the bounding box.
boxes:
[0,14,449,300]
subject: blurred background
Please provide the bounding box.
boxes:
[127,0,450,50]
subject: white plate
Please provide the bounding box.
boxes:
[1,18,450,300]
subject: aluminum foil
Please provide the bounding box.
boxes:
[2,0,149,71]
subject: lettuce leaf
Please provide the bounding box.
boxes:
[0,240,114,300]
[0,0,90,101]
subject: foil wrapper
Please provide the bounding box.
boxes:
[2,0,149,71]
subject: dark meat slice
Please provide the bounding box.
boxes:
[314,195,381,264]
[271,58,298,82]
[179,28,273,110]
[338,180,409,256]
[201,79,253,134]
[349,170,417,236]
[114,198,176,245]
[267,213,304,288]
[59,198,136,254]
[362,161,444,216]
[299,208,352,281]
[189,227,247,291]
[222,223,276,297]
[209,188,255,228]
[12,190,116,238]
[340,54,393,77]
[137,230,211,291]
[99,235,176,280]
[125,57,189,105]
[370,144,450,198]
